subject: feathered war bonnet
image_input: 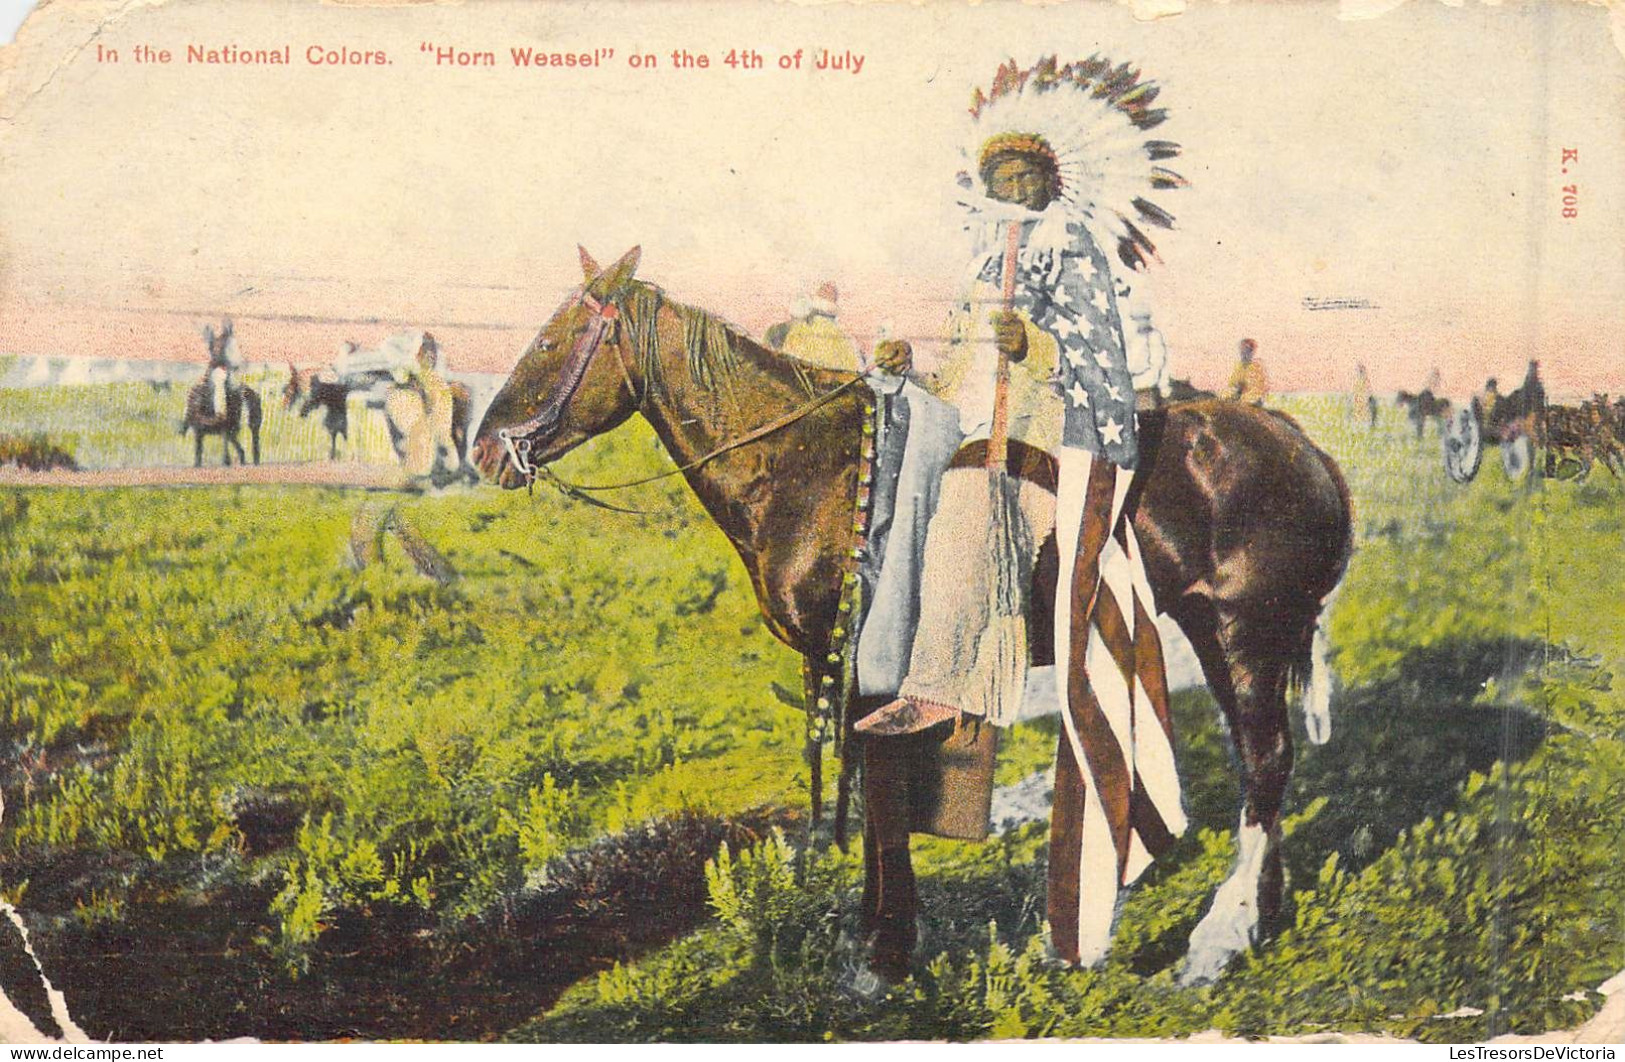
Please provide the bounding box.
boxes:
[960,55,1187,271]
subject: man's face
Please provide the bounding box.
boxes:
[986,155,1056,211]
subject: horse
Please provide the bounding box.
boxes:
[180,319,263,467]
[1544,394,1624,480]
[282,358,476,479]
[182,381,263,467]
[472,247,1353,984]
[1395,389,1452,440]
[283,365,353,460]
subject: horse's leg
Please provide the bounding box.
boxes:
[860,734,916,980]
[1177,600,1295,985]
[193,431,203,468]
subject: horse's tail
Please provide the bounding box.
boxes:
[1293,583,1340,746]
[1284,438,1352,747]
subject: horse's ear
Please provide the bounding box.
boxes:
[203,325,215,346]
[594,246,642,295]
[578,245,601,282]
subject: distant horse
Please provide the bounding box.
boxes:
[1544,394,1624,479]
[283,365,353,460]
[182,382,262,467]
[283,355,475,478]
[180,322,261,467]
[1395,389,1451,439]
[473,247,1353,983]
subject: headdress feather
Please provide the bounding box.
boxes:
[962,55,1186,270]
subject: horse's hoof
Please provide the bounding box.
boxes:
[838,956,890,1000]
[867,949,911,986]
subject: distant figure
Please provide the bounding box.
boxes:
[1228,338,1269,406]
[1353,362,1378,429]
[1521,360,1546,415]
[1125,308,1172,408]
[1480,377,1502,426]
[182,318,261,466]
[387,333,460,479]
[203,317,244,419]
[762,282,860,372]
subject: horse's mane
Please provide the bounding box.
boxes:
[619,280,820,398]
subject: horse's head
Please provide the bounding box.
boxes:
[473,245,645,489]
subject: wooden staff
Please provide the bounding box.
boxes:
[988,220,1021,468]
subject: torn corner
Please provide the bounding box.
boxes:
[0,0,171,126]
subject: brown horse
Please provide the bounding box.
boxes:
[181,319,262,467]
[181,381,262,467]
[473,248,1353,983]
[283,358,477,479]
[282,365,353,460]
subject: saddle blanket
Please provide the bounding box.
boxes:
[852,374,1200,710]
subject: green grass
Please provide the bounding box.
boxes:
[0,423,808,967]
[518,396,1625,1043]
[0,394,1621,1040]
[0,373,400,469]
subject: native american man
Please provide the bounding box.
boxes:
[855,55,1189,965]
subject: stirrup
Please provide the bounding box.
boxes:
[854,697,958,736]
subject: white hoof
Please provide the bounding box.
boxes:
[1179,821,1268,985]
[1179,893,1257,985]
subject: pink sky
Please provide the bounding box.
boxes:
[2,0,1621,400]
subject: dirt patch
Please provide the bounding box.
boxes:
[15,810,795,1042]
[0,463,414,490]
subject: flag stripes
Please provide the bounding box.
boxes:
[1048,450,1186,963]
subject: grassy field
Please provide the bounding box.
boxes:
[0,371,401,469]
[0,394,1620,1041]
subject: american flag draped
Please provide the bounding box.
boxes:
[960,53,1190,963]
[979,214,1187,964]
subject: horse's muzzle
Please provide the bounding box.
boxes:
[473,427,546,490]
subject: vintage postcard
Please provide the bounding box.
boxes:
[0,0,1622,1045]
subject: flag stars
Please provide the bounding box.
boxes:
[1100,418,1125,446]
[1069,381,1092,408]
[1094,349,1115,370]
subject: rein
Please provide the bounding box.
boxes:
[552,375,866,496]
[500,290,867,507]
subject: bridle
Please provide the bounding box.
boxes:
[495,290,865,510]
[497,290,620,482]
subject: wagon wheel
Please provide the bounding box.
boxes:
[1443,404,1482,484]
[1502,432,1532,481]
